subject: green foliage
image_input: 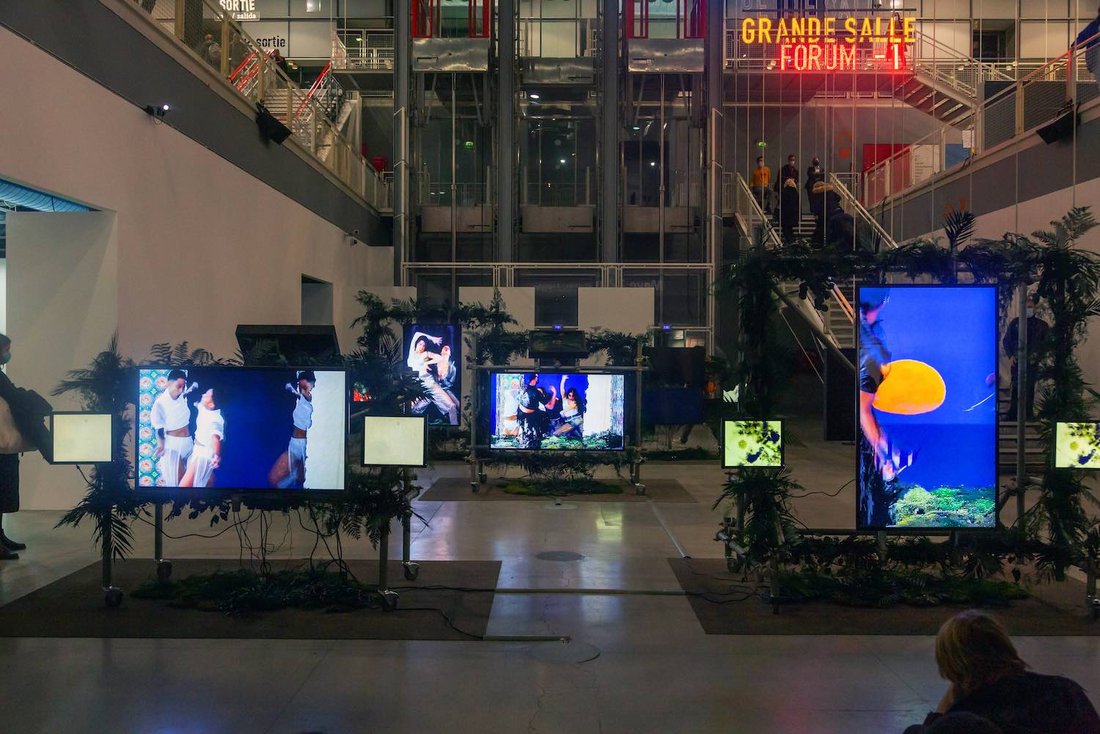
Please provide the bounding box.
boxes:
[459,288,528,366]
[722,206,1100,585]
[714,468,802,571]
[52,337,143,561]
[132,567,379,616]
[500,478,623,497]
[587,329,646,367]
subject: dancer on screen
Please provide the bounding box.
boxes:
[551,376,585,439]
[269,370,315,489]
[180,388,224,488]
[518,373,557,448]
[150,369,199,487]
[407,331,459,424]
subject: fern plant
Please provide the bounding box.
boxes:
[53,337,143,583]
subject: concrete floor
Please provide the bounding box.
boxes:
[1,443,1098,733]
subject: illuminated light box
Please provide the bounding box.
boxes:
[738,15,915,72]
[362,415,427,468]
[1054,422,1100,469]
[50,413,114,464]
[856,285,998,531]
[723,420,784,468]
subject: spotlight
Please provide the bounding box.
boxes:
[144,103,170,117]
[529,92,541,100]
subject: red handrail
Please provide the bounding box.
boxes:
[624,0,648,40]
[228,51,256,82]
[679,0,706,40]
[294,61,332,119]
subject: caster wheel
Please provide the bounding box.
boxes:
[104,586,124,608]
[403,563,420,581]
[478,473,487,484]
[471,483,480,494]
[380,590,399,611]
[156,560,173,581]
[634,484,646,496]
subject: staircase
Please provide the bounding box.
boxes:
[997,386,1048,471]
[899,32,1016,126]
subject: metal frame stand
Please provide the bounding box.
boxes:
[154,501,172,581]
[377,522,398,611]
[401,468,420,581]
[465,336,649,494]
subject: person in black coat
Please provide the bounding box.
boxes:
[904,610,1100,734]
[1002,293,1050,420]
[774,154,800,243]
[0,333,52,560]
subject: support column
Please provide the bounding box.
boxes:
[394,4,410,285]
[600,0,620,263]
[496,0,516,263]
[706,0,726,357]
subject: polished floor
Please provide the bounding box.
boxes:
[1,456,1099,733]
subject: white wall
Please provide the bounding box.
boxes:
[0,26,384,507]
[578,287,655,336]
[7,212,119,510]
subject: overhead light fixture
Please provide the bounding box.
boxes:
[529,92,541,100]
[144,103,170,117]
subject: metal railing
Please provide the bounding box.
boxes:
[524,181,593,207]
[827,173,896,252]
[864,31,1100,209]
[129,0,388,212]
[731,173,855,366]
[420,181,490,207]
[333,29,396,71]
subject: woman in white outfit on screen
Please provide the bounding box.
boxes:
[180,388,224,488]
[150,369,198,487]
[269,370,315,489]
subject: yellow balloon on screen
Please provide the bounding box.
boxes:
[873,359,946,415]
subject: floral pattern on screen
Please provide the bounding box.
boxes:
[136,369,173,488]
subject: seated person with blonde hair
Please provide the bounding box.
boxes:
[904,610,1100,733]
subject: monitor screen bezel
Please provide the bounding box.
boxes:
[1052,420,1100,471]
[485,369,631,452]
[721,419,786,469]
[133,365,349,500]
[854,283,1000,532]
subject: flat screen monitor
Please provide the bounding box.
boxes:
[1054,421,1100,469]
[404,324,461,426]
[362,415,428,467]
[489,371,627,450]
[722,420,784,468]
[136,367,347,493]
[50,413,114,464]
[856,285,998,530]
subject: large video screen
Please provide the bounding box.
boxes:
[723,420,784,468]
[137,367,346,492]
[489,372,626,450]
[856,286,997,529]
[1054,422,1100,469]
[404,324,461,426]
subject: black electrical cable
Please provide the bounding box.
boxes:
[790,478,855,499]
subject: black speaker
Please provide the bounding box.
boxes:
[255,103,292,145]
[1036,106,1078,144]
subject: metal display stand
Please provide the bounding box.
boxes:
[466,336,649,494]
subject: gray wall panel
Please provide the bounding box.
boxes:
[0,0,385,242]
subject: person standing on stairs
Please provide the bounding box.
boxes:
[805,157,826,245]
[751,156,772,214]
[775,154,800,243]
[1002,293,1049,421]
